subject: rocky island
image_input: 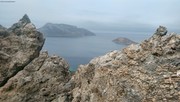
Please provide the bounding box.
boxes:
[113,37,138,45]
[38,23,95,37]
[0,15,180,102]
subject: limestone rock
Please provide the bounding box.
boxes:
[19,14,31,24]
[0,25,6,30]
[0,25,8,37]
[154,25,167,36]
[0,15,72,102]
[0,14,45,87]
[0,51,71,102]
[8,14,36,35]
[65,26,180,102]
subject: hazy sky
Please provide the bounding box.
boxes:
[0,0,180,33]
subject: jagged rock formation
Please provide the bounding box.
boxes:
[38,23,95,37]
[61,26,180,102]
[113,37,138,45]
[0,14,45,87]
[154,25,167,36]
[0,52,71,102]
[0,25,6,30]
[0,25,8,37]
[0,15,71,102]
[0,15,180,102]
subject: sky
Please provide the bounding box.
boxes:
[0,0,180,33]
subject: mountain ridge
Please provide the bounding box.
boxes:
[64,26,180,102]
[38,23,95,37]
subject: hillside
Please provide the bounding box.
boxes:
[113,37,138,45]
[38,23,95,37]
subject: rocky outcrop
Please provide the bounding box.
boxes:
[0,15,72,102]
[0,51,71,102]
[63,26,180,102]
[38,23,95,37]
[0,14,45,87]
[1,16,180,102]
[113,37,138,45]
[0,25,8,37]
[154,25,167,36]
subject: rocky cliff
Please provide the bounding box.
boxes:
[0,15,71,102]
[61,26,180,102]
[0,14,45,87]
[0,15,180,102]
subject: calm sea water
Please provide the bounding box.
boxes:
[43,32,152,71]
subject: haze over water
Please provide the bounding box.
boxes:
[0,0,180,33]
[1,0,180,70]
[43,32,152,70]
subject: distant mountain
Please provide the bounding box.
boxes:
[38,23,95,37]
[113,37,138,45]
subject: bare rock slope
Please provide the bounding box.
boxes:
[64,26,180,102]
[0,15,71,102]
[0,52,70,102]
[0,14,45,87]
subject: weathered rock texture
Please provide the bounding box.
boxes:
[64,26,180,102]
[0,15,180,102]
[0,14,45,87]
[0,15,71,102]
[0,51,71,102]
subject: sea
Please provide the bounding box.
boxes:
[42,32,152,71]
